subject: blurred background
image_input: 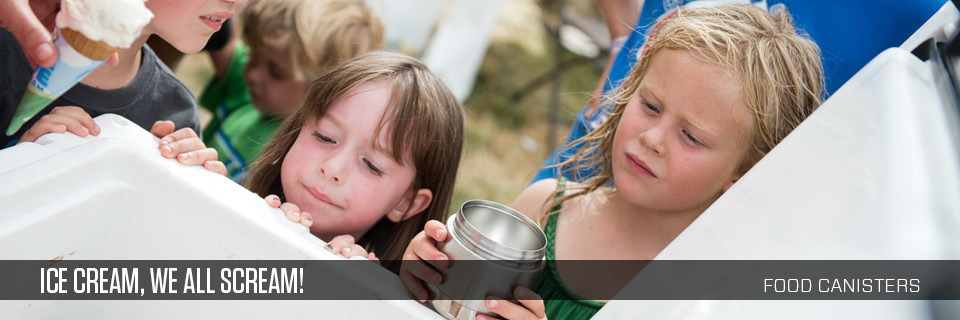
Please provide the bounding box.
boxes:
[171,0,610,213]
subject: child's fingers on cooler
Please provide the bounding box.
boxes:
[27,114,80,139]
[170,127,200,139]
[40,113,89,137]
[278,202,302,222]
[177,148,217,166]
[20,121,66,142]
[51,106,98,135]
[73,111,99,135]
[150,121,175,139]
[325,235,357,255]
[203,160,227,176]
[202,148,219,162]
[158,127,200,146]
[162,128,201,147]
[163,137,206,158]
[299,212,313,228]
[263,194,282,208]
[340,244,369,259]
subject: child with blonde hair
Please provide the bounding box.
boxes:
[399,4,824,319]
[201,0,384,182]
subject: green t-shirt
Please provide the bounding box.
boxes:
[199,41,281,183]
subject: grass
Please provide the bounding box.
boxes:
[174,0,603,215]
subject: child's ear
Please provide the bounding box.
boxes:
[386,188,433,223]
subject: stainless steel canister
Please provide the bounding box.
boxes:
[430,199,547,320]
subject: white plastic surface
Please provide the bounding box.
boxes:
[595,9,960,320]
[0,114,442,319]
[901,1,960,52]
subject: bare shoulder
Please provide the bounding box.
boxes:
[510,178,560,227]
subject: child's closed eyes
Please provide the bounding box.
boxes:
[311,128,388,177]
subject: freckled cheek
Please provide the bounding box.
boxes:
[680,157,726,187]
[666,153,704,180]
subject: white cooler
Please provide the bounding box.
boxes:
[0,116,443,318]
[597,2,960,319]
[2,3,960,320]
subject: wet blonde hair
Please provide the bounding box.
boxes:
[547,4,824,222]
[241,0,385,81]
[245,52,464,273]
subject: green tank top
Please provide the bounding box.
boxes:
[532,180,605,319]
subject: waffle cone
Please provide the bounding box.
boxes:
[59,28,119,60]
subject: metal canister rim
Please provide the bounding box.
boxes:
[450,199,546,262]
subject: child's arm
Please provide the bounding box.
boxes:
[509,178,559,227]
[586,0,639,117]
[150,121,226,175]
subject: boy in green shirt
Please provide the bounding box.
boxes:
[200,0,383,182]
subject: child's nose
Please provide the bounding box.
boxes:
[640,124,666,156]
[317,157,345,185]
[319,167,341,184]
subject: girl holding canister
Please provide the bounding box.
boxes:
[400,4,825,319]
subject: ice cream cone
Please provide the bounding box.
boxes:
[7,87,56,135]
[5,0,153,137]
[59,28,119,60]
[5,28,111,136]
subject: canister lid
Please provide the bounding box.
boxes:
[452,199,546,261]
